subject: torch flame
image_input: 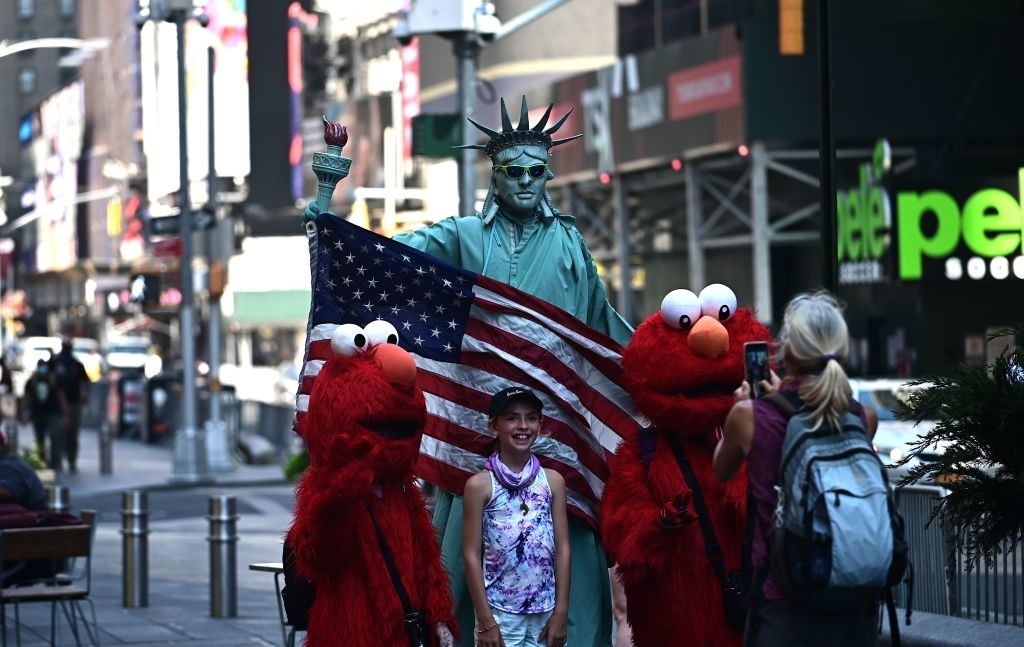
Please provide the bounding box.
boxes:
[322,115,348,148]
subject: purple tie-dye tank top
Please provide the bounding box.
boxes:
[482,469,555,614]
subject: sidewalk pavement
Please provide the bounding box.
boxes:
[7,423,296,646]
[9,425,1021,646]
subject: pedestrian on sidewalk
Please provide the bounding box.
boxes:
[22,357,62,468]
[52,335,89,473]
[463,387,570,647]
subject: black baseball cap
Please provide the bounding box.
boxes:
[488,387,543,418]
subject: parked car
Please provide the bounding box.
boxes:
[105,336,152,372]
[849,378,947,469]
[72,337,105,382]
[15,336,61,372]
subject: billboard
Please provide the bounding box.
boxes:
[21,80,86,273]
[139,0,249,204]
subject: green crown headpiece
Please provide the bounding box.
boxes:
[455,96,582,160]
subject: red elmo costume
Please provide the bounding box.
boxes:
[288,322,457,646]
[601,284,770,646]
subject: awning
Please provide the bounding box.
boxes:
[224,289,310,328]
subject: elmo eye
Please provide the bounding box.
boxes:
[364,320,400,346]
[698,284,737,322]
[661,289,701,330]
[330,323,367,357]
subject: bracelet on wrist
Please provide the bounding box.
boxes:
[476,620,498,634]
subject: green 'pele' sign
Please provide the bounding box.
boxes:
[837,139,1024,283]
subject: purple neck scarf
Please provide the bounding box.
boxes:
[484,452,541,491]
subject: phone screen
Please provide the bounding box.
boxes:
[744,342,770,398]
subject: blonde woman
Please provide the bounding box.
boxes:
[713,291,879,646]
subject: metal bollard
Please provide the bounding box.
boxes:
[208,494,238,617]
[121,490,149,607]
[99,420,113,475]
[48,485,69,513]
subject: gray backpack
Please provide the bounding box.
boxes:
[764,391,909,611]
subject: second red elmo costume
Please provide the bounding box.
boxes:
[601,284,770,646]
[288,321,457,646]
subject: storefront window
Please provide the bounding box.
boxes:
[16,0,34,20]
[18,67,37,95]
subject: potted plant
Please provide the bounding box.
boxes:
[896,324,1024,567]
[21,445,55,485]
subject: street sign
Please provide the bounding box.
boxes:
[412,113,461,158]
[192,206,216,231]
[149,209,216,236]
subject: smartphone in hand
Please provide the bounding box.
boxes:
[744,341,771,399]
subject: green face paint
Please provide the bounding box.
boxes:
[493,147,549,219]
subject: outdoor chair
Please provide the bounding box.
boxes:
[0,511,100,646]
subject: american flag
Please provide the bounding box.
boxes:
[296,213,644,526]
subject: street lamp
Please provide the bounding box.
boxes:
[135,0,211,484]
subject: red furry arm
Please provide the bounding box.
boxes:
[406,485,459,637]
[290,463,375,579]
[600,439,676,582]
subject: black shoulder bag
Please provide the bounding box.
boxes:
[365,501,431,647]
[665,435,749,631]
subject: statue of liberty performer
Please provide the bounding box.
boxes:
[305,97,632,646]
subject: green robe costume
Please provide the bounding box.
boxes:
[395,207,632,647]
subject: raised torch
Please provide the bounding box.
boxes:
[311,115,351,217]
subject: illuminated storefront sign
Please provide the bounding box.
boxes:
[838,139,1023,283]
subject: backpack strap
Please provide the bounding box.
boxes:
[365,500,415,616]
[763,390,865,430]
[638,426,658,471]
[761,390,802,418]
[664,435,728,586]
[885,586,902,647]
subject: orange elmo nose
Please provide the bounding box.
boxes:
[687,315,729,359]
[370,343,419,388]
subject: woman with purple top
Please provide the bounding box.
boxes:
[712,291,880,646]
[463,387,570,647]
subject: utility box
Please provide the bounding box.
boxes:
[399,0,500,37]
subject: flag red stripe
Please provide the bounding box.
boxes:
[414,369,607,498]
[472,295,628,384]
[476,275,622,350]
[464,318,638,448]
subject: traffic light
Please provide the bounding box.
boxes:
[302,33,330,110]
[335,36,353,94]
[128,273,161,306]
[779,0,805,56]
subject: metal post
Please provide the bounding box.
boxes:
[817,0,837,291]
[205,44,222,428]
[99,420,113,475]
[47,485,69,513]
[750,142,773,326]
[455,34,478,218]
[203,45,233,473]
[121,490,149,607]
[612,173,633,322]
[208,494,238,617]
[684,161,705,289]
[168,11,209,485]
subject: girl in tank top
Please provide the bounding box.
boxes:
[463,387,570,647]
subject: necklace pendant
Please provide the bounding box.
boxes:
[520,501,529,515]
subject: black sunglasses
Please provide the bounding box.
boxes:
[494,163,548,179]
